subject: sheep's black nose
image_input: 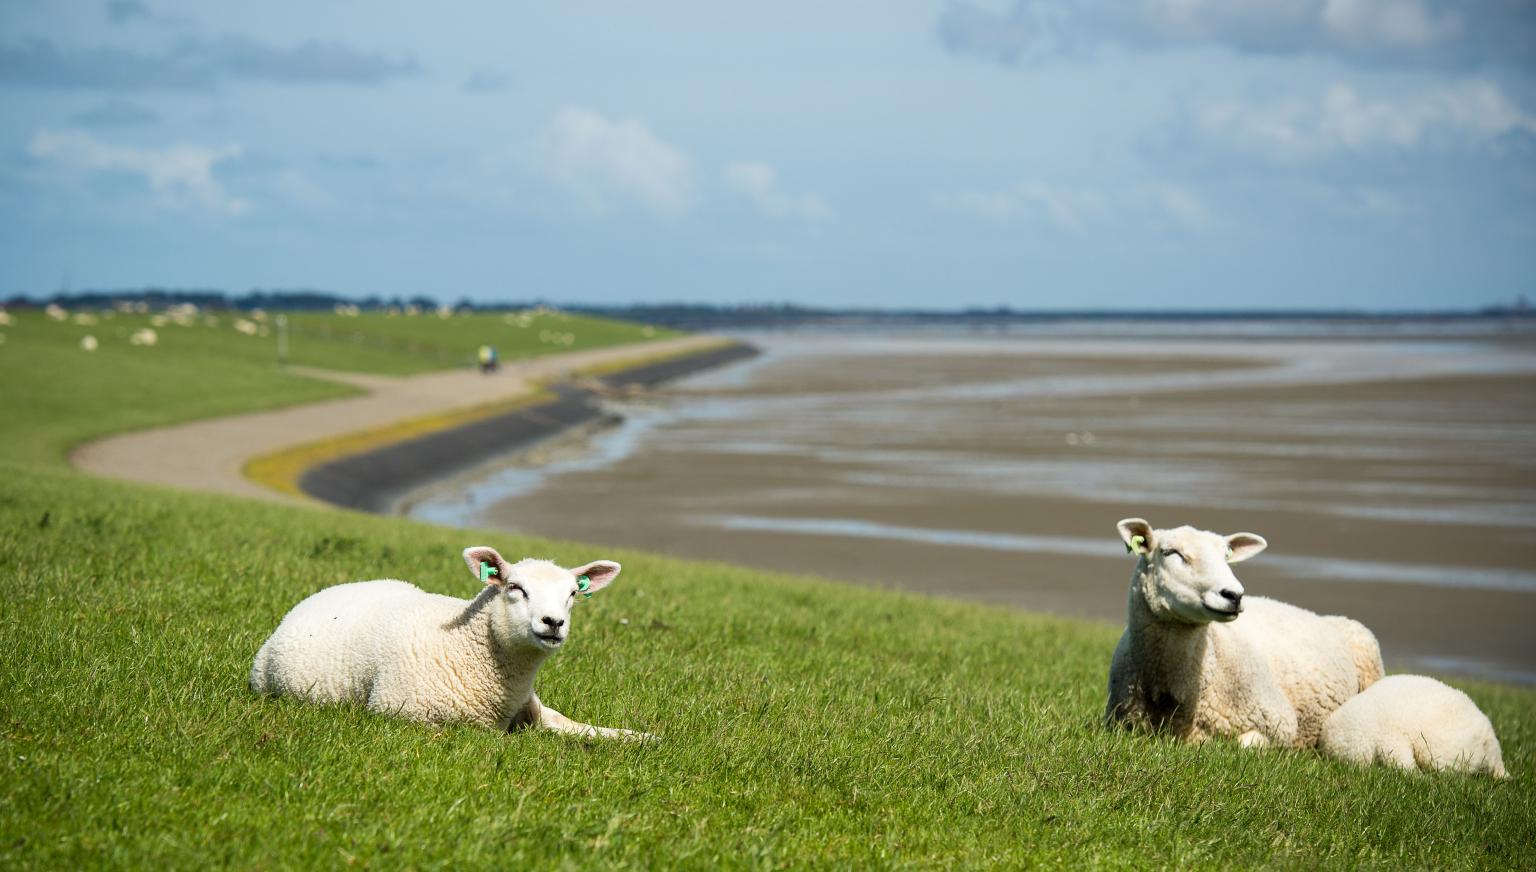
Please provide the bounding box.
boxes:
[541,616,565,629]
[1219,589,1243,607]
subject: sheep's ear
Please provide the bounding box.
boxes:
[463,546,511,587]
[571,560,621,592]
[1117,518,1154,556]
[1225,533,1267,563]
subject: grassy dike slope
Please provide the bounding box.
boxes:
[2,314,1534,868]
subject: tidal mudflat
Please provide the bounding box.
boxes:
[407,325,1536,683]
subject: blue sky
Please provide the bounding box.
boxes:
[1,1,1532,309]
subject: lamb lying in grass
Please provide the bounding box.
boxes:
[1320,675,1508,777]
[1104,518,1383,748]
[249,546,653,741]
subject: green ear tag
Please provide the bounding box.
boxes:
[1226,547,1235,562]
[480,561,498,581]
[577,575,592,600]
[1127,534,1146,555]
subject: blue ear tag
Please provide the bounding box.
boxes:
[480,561,498,582]
[576,575,593,600]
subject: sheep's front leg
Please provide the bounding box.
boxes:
[531,695,656,742]
[1238,731,1270,748]
[1242,688,1299,749]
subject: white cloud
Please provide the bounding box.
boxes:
[1139,182,1210,228]
[1142,0,1461,50]
[0,35,421,91]
[938,0,1522,68]
[935,180,1209,231]
[1140,0,1319,44]
[1197,80,1536,161]
[1320,0,1461,50]
[28,128,249,214]
[722,162,829,221]
[934,182,1105,231]
[538,107,693,215]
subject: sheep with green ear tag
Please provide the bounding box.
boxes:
[249,546,654,741]
[1104,518,1383,749]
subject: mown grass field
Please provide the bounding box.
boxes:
[1,306,1533,868]
[1,306,675,382]
[0,311,356,470]
[280,309,678,374]
[0,307,672,469]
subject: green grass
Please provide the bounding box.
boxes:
[0,312,358,469]
[2,466,1533,869]
[0,306,676,382]
[0,306,1532,868]
[0,307,674,467]
[282,309,678,374]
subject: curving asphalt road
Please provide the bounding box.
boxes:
[70,335,729,506]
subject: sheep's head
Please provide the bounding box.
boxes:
[1116,518,1266,625]
[462,547,620,651]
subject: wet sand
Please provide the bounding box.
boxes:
[408,331,1536,683]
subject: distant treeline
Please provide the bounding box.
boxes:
[562,302,1536,330]
[5,288,449,313]
[6,288,1532,329]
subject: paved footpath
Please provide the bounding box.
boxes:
[71,335,724,506]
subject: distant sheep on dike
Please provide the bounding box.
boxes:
[1104,518,1383,748]
[250,546,654,741]
[1320,675,1508,777]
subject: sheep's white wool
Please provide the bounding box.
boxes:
[250,547,651,741]
[1104,518,1383,748]
[1320,675,1508,777]
[79,335,98,351]
[129,328,157,346]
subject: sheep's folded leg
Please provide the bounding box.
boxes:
[533,698,656,742]
[1377,739,1420,772]
[1238,730,1270,748]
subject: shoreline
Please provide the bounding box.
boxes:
[436,332,1536,686]
[298,342,761,512]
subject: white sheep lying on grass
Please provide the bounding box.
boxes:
[1104,518,1383,748]
[250,546,653,741]
[1320,675,1508,777]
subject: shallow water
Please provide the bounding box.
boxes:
[697,515,1536,594]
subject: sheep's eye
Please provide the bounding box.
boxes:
[1161,549,1186,563]
[506,583,526,598]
